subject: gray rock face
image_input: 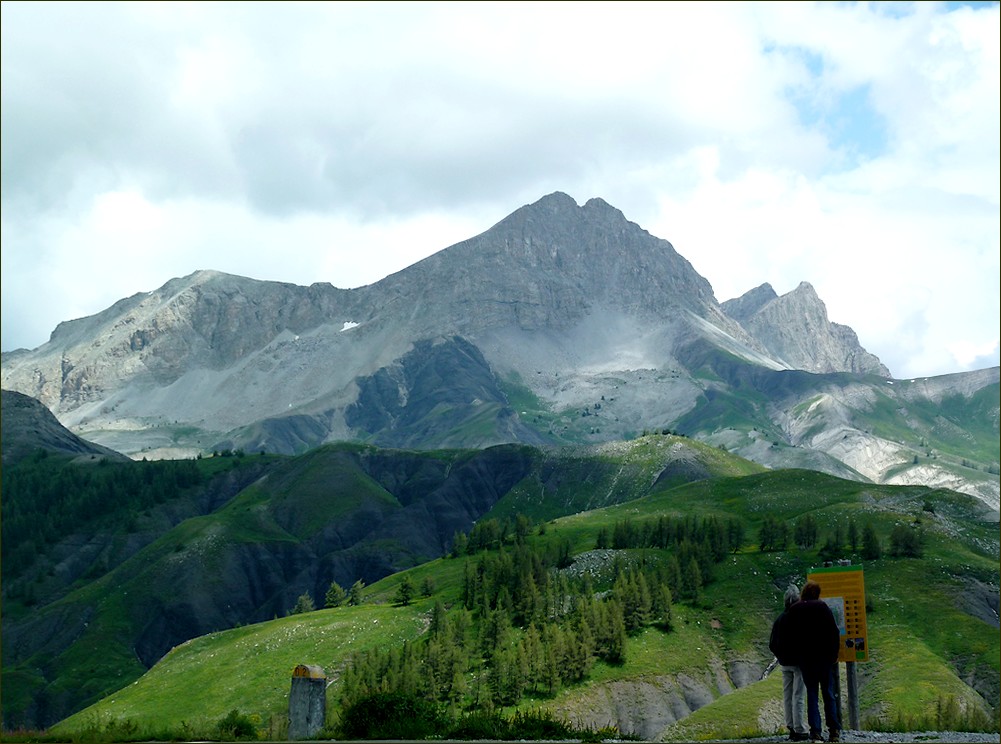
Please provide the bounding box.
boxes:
[1,193,994,508]
[723,282,891,376]
[0,192,773,455]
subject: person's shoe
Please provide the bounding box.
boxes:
[827,732,840,743]
[789,733,810,742]
[809,732,823,742]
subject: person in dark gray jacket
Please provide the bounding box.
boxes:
[785,580,842,742]
[769,584,809,741]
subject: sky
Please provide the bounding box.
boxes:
[2,1,998,380]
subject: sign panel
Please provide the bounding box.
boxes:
[807,564,869,662]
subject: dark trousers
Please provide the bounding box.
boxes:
[800,662,840,735]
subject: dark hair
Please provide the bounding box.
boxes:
[801,580,821,601]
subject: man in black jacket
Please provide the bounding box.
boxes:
[785,580,842,742]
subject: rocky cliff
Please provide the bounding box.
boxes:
[722,282,890,376]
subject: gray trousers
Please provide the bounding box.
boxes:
[782,664,808,734]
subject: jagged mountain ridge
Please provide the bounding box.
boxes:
[722,281,890,376]
[1,192,997,508]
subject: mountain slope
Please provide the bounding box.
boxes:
[49,468,1000,741]
[0,193,828,450]
[0,193,996,507]
[1,389,128,465]
[1,431,758,730]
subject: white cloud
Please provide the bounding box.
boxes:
[1,1,998,379]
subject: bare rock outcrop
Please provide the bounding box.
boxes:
[723,282,891,376]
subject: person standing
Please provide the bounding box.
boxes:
[769,584,809,741]
[785,580,842,742]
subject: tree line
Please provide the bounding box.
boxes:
[759,513,925,559]
[1,453,205,579]
[337,512,742,711]
[334,507,928,711]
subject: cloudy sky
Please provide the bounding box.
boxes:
[2,1,998,380]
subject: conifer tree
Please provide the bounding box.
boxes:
[395,576,415,606]
[541,623,565,693]
[683,557,703,604]
[861,523,882,560]
[348,579,366,606]
[603,600,627,664]
[421,575,436,597]
[665,554,683,597]
[289,592,315,615]
[325,580,347,608]
[727,517,745,553]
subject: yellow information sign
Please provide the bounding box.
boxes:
[807,564,869,662]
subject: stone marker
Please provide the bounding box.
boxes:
[287,664,326,740]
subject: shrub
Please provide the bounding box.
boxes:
[339,692,448,739]
[217,709,256,740]
[505,709,577,739]
[448,711,508,740]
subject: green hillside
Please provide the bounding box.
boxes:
[49,468,999,741]
[2,435,758,730]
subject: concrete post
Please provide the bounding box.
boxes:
[288,664,326,740]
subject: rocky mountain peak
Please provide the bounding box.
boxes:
[790,280,819,299]
[375,191,735,339]
[724,281,890,376]
[721,282,778,322]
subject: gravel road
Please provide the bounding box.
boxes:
[700,730,1000,743]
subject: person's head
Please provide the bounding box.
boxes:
[801,580,821,601]
[784,584,800,610]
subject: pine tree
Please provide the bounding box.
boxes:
[889,523,924,557]
[395,576,415,606]
[325,580,347,608]
[421,575,436,597]
[683,557,703,603]
[348,579,366,606]
[429,600,446,637]
[794,514,819,548]
[603,600,627,664]
[451,530,469,557]
[658,555,678,598]
[654,583,674,630]
[522,623,544,692]
[728,516,744,552]
[861,523,882,560]
[289,592,315,615]
[541,623,565,693]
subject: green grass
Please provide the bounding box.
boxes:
[659,672,783,741]
[859,629,987,721]
[51,603,428,737]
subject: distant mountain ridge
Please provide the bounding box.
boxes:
[1,193,997,508]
